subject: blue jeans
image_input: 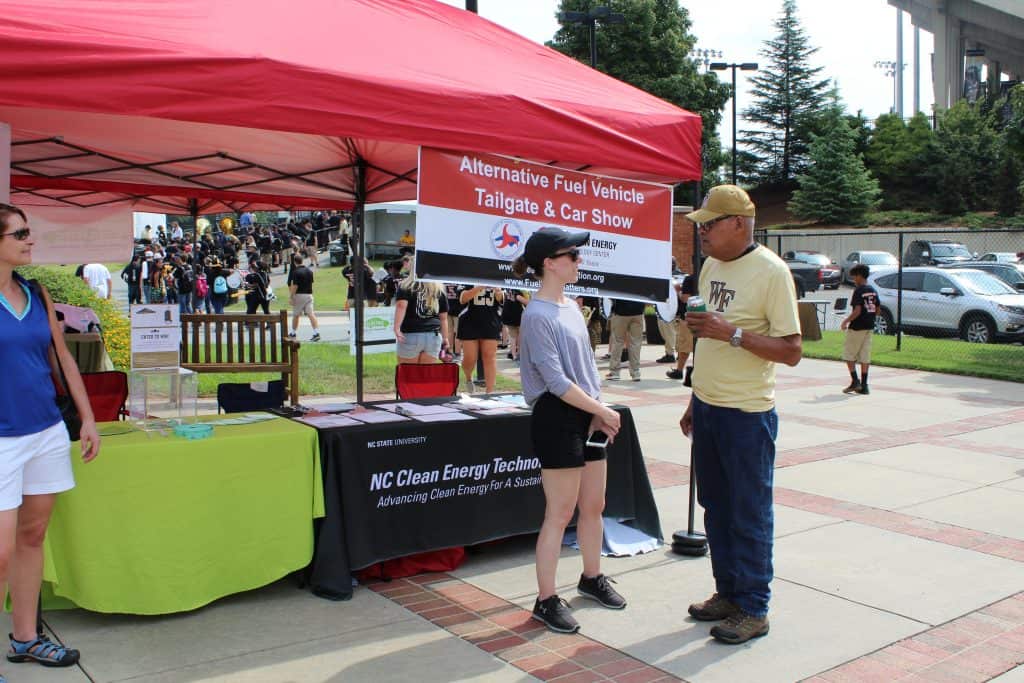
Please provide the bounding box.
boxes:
[178,292,192,315]
[691,395,777,618]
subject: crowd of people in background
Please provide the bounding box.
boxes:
[113,211,347,317]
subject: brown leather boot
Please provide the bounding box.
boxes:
[687,593,740,622]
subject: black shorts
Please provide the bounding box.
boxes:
[530,392,606,470]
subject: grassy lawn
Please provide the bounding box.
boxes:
[802,331,1024,383]
[194,342,521,397]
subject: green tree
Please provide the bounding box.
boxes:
[789,109,880,224]
[741,0,831,185]
[1001,84,1024,213]
[924,101,1000,215]
[864,112,935,210]
[549,0,730,189]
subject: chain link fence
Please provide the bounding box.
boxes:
[754,227,1024,382]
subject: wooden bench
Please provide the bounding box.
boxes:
[179,312,301,406]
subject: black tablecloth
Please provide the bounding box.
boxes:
[306,400,661,600]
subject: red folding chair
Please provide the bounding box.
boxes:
[79,371,129,422]
[394,363,460,400]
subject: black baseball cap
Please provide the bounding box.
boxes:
[523,227,590,269]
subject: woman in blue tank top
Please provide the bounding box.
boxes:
[0,204,98,674]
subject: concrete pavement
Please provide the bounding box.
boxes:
[23,338,1024,682]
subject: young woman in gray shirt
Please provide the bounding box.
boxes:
[513,227,625,634]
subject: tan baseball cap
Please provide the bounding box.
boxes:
[686,185,756,224]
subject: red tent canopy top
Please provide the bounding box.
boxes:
[0,0,701,213]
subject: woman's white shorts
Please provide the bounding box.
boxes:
[0,421,75,511]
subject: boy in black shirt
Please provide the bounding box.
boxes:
[840,265,878,395]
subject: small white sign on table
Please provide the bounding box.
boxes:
[130,304,181,369]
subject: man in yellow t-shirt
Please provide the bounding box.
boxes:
[399,229,415,246]
[679,185,802,645]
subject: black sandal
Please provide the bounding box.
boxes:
[7,633,80,667]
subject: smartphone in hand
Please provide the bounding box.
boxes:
[585,430,610,449]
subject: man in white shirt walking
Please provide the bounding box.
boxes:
[81,263,112,300]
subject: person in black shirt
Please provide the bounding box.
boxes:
[379,261,403,306]
[840,264,878,395]
[171,256,194,314]
[501,289,528,361]
[457,285,504,393]
[606,298,645,381]
[287,254,320,341]
[443,283,463,359]
[666,274,697,384]
[393,276,450,364]
[121,255,143,305]
[244,259,272,315]
[342,256,377,311]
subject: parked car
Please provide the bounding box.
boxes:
[940,261,1024,291]
[868,266,1024,343]
[782,250,840,288]
[839,250,899,284]
[785,260,823,299]
[979,252,1019,263]
[903,239,975,267]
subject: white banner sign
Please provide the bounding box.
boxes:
[414,147,673,303]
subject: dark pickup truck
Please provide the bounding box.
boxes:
[785,260,822,299]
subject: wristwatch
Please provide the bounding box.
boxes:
[729,327,743,347]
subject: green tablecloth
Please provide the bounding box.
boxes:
[42,416,323,615]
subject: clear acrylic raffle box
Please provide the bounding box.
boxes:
[129,367,198,431]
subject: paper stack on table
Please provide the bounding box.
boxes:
[310,402,357,413]
[347,409,411,424]
[448,396,512,410]
[295,414,362,428]
[376,401,478,422]
[376,402,459,416]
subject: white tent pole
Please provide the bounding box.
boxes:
[0,122,10,203]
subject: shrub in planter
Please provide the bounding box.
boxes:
[16,266,131,371]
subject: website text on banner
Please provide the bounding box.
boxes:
[414,148,673,303]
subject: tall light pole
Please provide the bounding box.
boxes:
[875,60,898,113]
[689,48,723,72]
[710,61,758,186]
[557,6,625,69]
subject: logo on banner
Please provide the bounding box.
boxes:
[490,220,524,259]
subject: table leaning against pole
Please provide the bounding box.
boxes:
[42,416,324,615]
[306,399,661,600]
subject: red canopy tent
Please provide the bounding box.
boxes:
[0,0,703,398]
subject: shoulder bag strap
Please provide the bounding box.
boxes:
[27,279,72,395]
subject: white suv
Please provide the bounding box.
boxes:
[868,267,1024,343]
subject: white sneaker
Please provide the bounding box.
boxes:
[462,380,476,395]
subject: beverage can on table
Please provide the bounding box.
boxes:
[687,296,706,313]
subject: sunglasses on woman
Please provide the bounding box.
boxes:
[0,227,31,241]
[549,248,581,262]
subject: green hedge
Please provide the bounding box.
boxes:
[16,266,131,371]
